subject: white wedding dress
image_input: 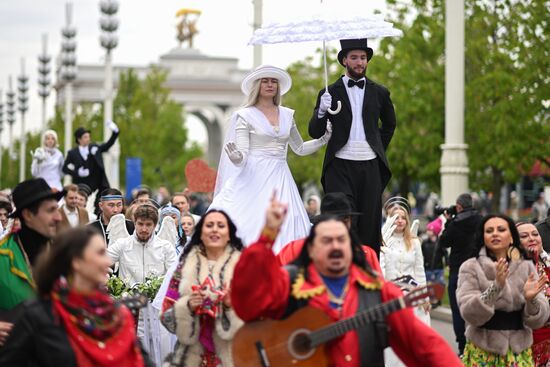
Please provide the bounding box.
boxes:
[211,106,329,253]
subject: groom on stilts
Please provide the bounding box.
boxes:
[309,38,396,257]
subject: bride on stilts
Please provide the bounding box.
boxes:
[211,65,332,253]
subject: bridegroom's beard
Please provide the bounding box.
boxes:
[346,65,366,80]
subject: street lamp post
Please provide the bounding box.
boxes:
[18,59,29,182]
[6,77,16,160]
[60,2,77,157]
[99,0,120,189]
[440,0,469,205]
[38,34,52,134]
[252,0,263,67]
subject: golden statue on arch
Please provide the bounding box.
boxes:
[176,8,201,48]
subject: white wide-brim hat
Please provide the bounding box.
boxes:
[241,65,292,96]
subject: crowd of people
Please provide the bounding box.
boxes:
[0,37,549,367]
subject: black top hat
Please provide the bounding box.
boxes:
[74,127,91,143]
[320,192,362,217]
[337,38,374,66]
[10,178,65,218]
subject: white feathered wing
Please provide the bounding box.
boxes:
[157,216,178,246]
[106,213,131,246]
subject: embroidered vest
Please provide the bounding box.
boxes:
[283,265,387,366]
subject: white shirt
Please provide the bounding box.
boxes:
[107,233,177,286]
[63,205,79,228]
[78,145,89,161]
[335,75,377,161]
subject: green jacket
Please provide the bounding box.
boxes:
[0,233,35,311]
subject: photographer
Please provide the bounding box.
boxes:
[438,193,482,356]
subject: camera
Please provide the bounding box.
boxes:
[434,205,457,217]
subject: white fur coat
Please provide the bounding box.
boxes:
[457,247,550,356]
[163,245,243,367]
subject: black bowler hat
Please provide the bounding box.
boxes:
[10,178,65,218]
[319,192,362,218]
[74,127,91,143]
[337,38,374,66]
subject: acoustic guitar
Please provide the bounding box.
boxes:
[232,284,443,367]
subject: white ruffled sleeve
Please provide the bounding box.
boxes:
[288,120,329,156]
[233,117,250,167]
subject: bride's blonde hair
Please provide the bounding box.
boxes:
[244,79,281,107]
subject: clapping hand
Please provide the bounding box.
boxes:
[524,272,547,302]
[495,258,509,288]
[224,142,243,165]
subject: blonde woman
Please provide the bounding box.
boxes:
[31,129,64,190]
[211,65,332,253]
[381,197,430,367]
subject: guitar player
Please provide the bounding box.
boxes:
[231,197,462,366]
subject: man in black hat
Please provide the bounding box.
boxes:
[0,178,63,323]
[309,38,396,257]
[62,121,120,213]
[277,192,381,274]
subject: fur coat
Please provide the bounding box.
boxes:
[457,247,550,356]
[163,245,243,367]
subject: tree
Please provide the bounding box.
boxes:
[1,67,202,192]
[464,0,550,210]
[111,67,202,191]
[369,0,446,196]
[365,0,549,209]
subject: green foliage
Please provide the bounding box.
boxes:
[371,0,549,202]
[107,274,165,302]
[106,274,128,299]
[370,0,446,195]
[1,67,202,191]
[111,67,202,191]
[464,0,550,203]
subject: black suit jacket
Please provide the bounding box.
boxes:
[308,77,396,188]
[62,131,119,191]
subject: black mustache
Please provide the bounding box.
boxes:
[328,250,344,259]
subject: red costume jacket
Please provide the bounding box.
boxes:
[232,235,462,367]
[277,238,382,275]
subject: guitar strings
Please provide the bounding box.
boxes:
[249,289,431,357]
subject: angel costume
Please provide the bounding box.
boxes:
[211,106,330,253]
[380,233,430,367]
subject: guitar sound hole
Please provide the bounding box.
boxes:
[287,329,315,360]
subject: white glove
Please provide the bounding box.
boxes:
[224,142,243,165]
[77,167,90,177]
[381,214,398,248]
[318,91,332,117]
[107,120,119,133]
[410,219,419,237]
[320,121,333,144]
